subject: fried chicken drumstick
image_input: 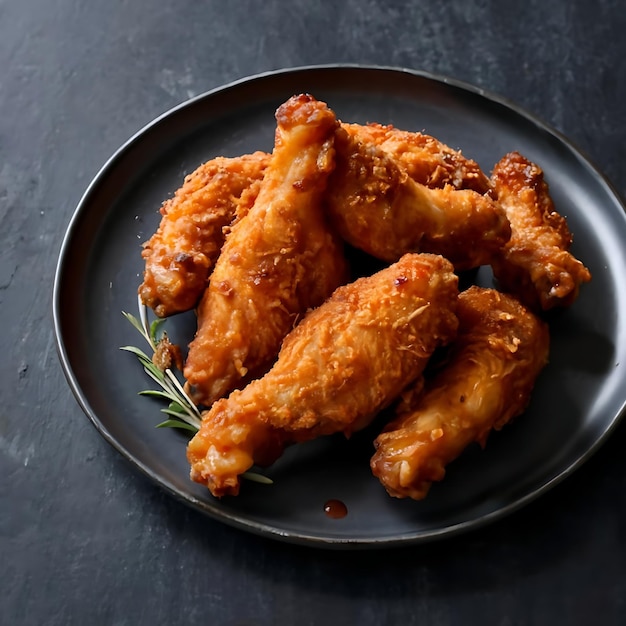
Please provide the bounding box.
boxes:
[187,253,459,497]
[183,94,348,407]
[326,125,511,270]
[490,152,591,311]
[371,286,549,500]
[139,152,269,317]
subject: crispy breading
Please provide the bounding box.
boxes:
[342,122,492,194]
[326,126,511,270]
[490,151,591,311]
[371,286,549,500]
[183,94,348,407]
[187,253,459,497]
[139,152,269,317]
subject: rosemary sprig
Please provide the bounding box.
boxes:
[121,294,201,431]
[121,294,272,486]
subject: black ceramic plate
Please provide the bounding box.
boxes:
[53,65,626,547]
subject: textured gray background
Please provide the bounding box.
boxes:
[2,1,625,624]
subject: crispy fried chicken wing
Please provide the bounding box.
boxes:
[183,94,348,407]
[490,152,591,311]
[139,152,269,317]
[342,123,492,194]
[187,253,459,497]
[326,126,511,270]
[371,286,549,500]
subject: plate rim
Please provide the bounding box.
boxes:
[52,63,626,548]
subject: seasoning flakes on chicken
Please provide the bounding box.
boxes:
[326,125,511,270]
[183,94,348,407]
[371,286,549,500]
[139,152,269,317]
[187,253,459,497]
[490,151,591,311]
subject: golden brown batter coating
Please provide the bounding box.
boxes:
[371,286,549,500]
[326,126,511,270]
[187,253,459,497]
[139,152,269,317]
[490,152,591,311]
[183,94,348,407]
[342,122,492,194]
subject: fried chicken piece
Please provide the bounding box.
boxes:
[490,152,591,311]
[139,122,492,317]
[183,94,348,407]
[326,126,511,270]
[371,286,549,500]
[342,123,492,194]
[139,152,270,317]
[187,253,459,497]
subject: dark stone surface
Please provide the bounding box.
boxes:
[1,1,625,624]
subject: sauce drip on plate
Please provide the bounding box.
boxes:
[324,499,348,519]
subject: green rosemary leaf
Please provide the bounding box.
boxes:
[138,389,177,401]
[167,400,186,413]
[121,311,147,338]
[162,397,201,430]
[137,296,157,351]
[143,362,166,382]
[150,318,166,344]
[155,419,199,433]
[164,369,201,418]
[241,471,274,485]
[120,345,153,364]
[160,407,199,421]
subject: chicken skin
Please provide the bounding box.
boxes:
[139,152,269,317]
[490,152,591,311]
[183,94,348,407]
[187,253,459,497]
[326,126,511,270]
[342,123,492,194]
[371,286,549,500]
